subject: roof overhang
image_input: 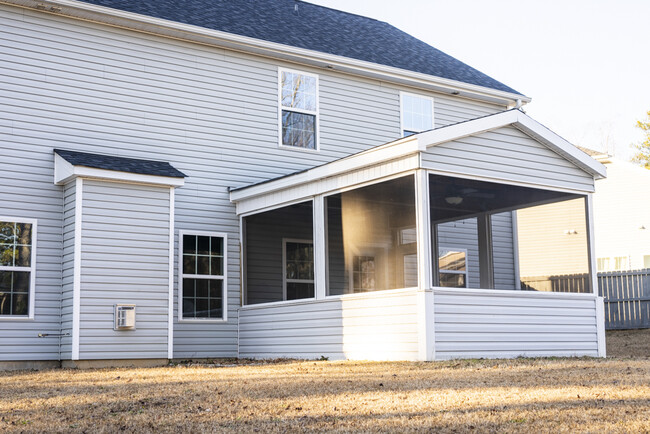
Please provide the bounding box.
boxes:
[1,0,530,107]
[230,110,606,215]
[54,153,186,187]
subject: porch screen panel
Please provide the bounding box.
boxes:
[516,197,590,293]
[244,201,314,305]
[326,175,417,295]
[429,174,588,292]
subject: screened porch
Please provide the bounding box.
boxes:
[230,110,607,360]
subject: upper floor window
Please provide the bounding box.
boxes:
[279,68,319,150]
[0,219,36,317]
[400,92,434,137]
[179,231,227,321]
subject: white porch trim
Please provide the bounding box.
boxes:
[230,111,606,215]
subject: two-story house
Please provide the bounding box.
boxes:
[0,0,606,369]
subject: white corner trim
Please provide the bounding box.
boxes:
[1,0,529,106]
[54,154,185,187]
[71,177,82,360]
[585,194,599,296]
[595,296,606,358]
[416,290,435,361]
[312,196,327,300]
[167,187,174,359]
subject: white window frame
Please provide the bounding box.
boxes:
[0,217,37,320]
[438,247,468,288]
[278,67,320,152]
[178,230,227,323]
[400,91,435,137]
[282,238,315,301]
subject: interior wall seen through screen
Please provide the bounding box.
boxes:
[245,201,314,305]
[516,197,590,293]
[327,175,418,295]
[429,174,589,292]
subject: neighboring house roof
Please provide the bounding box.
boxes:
[54,149,186,178]
[577,146,611,163]
[73,0,521,95]
[230,110,607,200]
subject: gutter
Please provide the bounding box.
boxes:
[1,0,531,106]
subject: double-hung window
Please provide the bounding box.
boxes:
[352,255,376,292]
[0,219,36,318]
[180,231,227,321]
[283,239,314,300]
[438,247,468,288]
[400,92,434,136]
[279,68,319,150]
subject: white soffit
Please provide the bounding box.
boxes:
[54,153,185,187]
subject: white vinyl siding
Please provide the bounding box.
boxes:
[78,180,171,360]
[433,288,600,359]
[0,218,36,318]
[59,181,76,359]
[421,126,596,192]
[239,289,420,360]
[0,3,506,361]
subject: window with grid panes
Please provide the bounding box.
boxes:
[279,68,318,150]
[283,240,314,300]
[0,220,35,317]
[181,233,226,320]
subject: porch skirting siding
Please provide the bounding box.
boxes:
[433,288,600,359]
[238,289,420,361]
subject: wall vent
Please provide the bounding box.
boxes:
[114,304,136,330]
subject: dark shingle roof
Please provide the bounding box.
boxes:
[76,0,522,95]
[55,149,186,178]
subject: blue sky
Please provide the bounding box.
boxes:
[309,0,650,160]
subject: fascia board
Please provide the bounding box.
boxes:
[54,155,185,187]
[2,0,530,106]
[230,137,421,202]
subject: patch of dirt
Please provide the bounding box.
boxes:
[607,328,650,358]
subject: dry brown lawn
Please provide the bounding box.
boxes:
[1,330,648,433]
